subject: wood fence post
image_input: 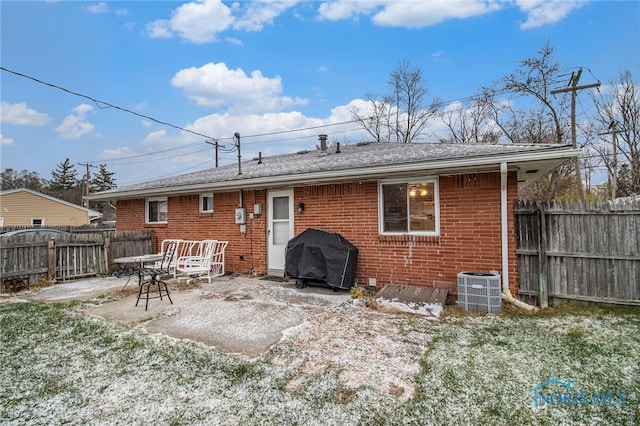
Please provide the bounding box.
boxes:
[47,239,56,282]
[538,203,548,308]
[104,237,111,274]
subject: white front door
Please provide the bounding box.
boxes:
[267,189,294,272]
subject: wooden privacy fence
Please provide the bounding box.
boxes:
[515,200,640,306]
[1,230,155,285]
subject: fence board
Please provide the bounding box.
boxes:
[516,200,640,306]
[1,230,154,288]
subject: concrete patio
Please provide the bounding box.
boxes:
[16,274,353,358]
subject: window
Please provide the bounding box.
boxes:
[146,197,168,224]
[379,179,438,235]
[31,218,45,227]
[200,193,214,213]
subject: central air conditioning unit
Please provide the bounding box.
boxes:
[457,271,501,314]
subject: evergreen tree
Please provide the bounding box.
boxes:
[89,164,117,217]
[48,158,81,204]
[49,158,79,191]
[90,164,116,193]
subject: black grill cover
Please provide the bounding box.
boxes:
[284,228,358,289]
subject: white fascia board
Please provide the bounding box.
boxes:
[90,148,581,200]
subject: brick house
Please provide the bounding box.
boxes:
[89,140,579,295]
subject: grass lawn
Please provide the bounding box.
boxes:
[1,299,638,425]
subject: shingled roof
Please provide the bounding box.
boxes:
[89,142,580,200]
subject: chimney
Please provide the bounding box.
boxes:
[319,134,328,152]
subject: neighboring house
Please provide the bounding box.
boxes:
[89,139,579,294]
[0,188,102,227]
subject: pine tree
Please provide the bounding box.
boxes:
[90,164,116,193]
[48,158,81,204]
[49,158,79,191]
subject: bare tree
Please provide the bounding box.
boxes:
[438,93,501,144]
[590,71,640,197]
[0,168,48,192]
[349,93,395,142]
[351,61,439,143]
[499,42,568,144]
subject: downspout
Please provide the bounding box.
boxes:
[500,162,538,311]
[500,162,509,293]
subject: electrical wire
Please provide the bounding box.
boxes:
[0,66,218,141]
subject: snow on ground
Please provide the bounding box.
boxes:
[1,280,639,425]
[270,299,433,402]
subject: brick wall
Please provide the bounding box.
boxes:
[116,190,268,274]
[116,171,519,294]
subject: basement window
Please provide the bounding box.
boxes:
[379,179,439,235]
[200,193,214,213]
[146,197,168,224]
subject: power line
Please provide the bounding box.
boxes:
[0,66,218,141]
[86,141,205,163]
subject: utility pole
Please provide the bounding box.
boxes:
[77,162,98,208]
[551,69,601,203]
[205,139,220,167]
[234,132,242,175]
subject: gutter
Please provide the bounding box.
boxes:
[89,148,581,201]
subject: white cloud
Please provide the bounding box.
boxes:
[55,104,95,139]
[0,101,50,126]
[318,0,581,29]
[101,146,134,159]
[318,0,501,27]
[233,1,298,31]
[143,130,170,147]
[146,0,296,43]
[86,2,109,14]
[317,1,381,21]
[171,62,308,114]
[0,134,15,146]
[147,0,234,44]
[372,0,502,28]
[517,0,585,29]
[431,51,449,62]
[146,19,172,39]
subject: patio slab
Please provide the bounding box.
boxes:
[20,275,352,358]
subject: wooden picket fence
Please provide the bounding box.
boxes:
[1,230,155,288]
[515,199,640,306]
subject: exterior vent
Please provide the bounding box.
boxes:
[457,271,501,314]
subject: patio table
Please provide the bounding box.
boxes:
[113,254,164,290]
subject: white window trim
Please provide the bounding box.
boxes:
[199,193,214,213]
[378,178,440,236]
[31,217,45,227]
[145,197,168,224]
